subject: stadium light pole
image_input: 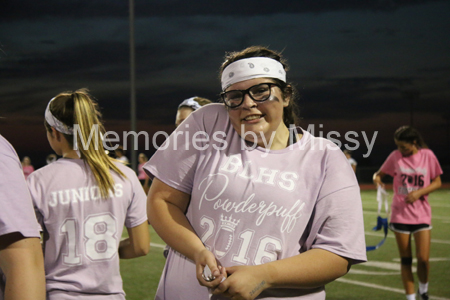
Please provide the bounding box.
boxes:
[129,0,137,172]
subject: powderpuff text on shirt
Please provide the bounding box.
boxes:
[197,155,305,233]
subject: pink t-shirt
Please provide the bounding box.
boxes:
[137,163,148,180]
[380,148,443,225]
[144,104,367,300]
[0,135,40,299]
[22,164,34,180]
[27,158,147,299]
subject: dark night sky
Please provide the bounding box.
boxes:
[1,0,449,176]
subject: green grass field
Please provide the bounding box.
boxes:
[120,189,450,300]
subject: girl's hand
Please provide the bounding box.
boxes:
[212,265,270,300]
[373,171,385,188]
[405,190,422,203]
[195,248,227,289]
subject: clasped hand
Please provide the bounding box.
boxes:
[195,249,269,300]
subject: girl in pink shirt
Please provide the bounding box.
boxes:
[137,153,150,193]
[21,156,34,179]
[373,126,442,300]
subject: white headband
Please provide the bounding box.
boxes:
[221,57,286,91]
[178,97,201,111]
[45,97,74,135]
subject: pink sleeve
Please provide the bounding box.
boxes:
[143,109,206,194]
[427,150,443,179]
[124,170,148,228]
[308,147,367,264]
[380,151,397,177]
[0,136,40,238]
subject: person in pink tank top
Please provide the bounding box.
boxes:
[373,126,443,300]
[27,89,150,300]
[145,46,367,300]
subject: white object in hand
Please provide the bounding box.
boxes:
[203,265,226,283]
[203,265,215,282]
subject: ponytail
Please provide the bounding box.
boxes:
[394,126,428,149]
[45,89,126,198]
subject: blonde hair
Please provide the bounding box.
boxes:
[45,88,126,198]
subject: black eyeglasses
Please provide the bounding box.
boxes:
[220,83,281,108]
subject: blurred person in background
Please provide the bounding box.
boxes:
[175,96,212,127]
[343,149,357,173]
[138,153,150,193]
[21,156,34,179]
[114,146,129,165]
[46,153,57,165]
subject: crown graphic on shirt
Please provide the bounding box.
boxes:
[220,214,240,231]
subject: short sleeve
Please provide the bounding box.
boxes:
[427,150,443,180]
[26,174,45,232]
[309,186,367,264]
[0,136,40,238]
[144,109,206,194]
[304,147,367,264]
[124,171,148,228]
[380,151,397,177]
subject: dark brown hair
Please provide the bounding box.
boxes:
[219,46,301,127]
[394,126,428,149]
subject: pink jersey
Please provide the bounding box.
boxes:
[27,158,147,299]
[22,164,35,179]
[380,148,443,224]
[0,135,40,299]
[144,104,366,300]
[137,163,147,180]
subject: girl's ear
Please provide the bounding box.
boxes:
[52,127,61,141]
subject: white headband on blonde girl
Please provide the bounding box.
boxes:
[221,57,286,91]
[178,97,201,111]
[44,97,74,135]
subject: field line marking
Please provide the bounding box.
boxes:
[393,257,450,263]
[430,204,450,208]
[336,278,450,300]
[336,278,404,293]
[150,242,166,249]
[348,269,398,275]
[363,210,450,221]
[363,261,410,271]
[365,231,450,245]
